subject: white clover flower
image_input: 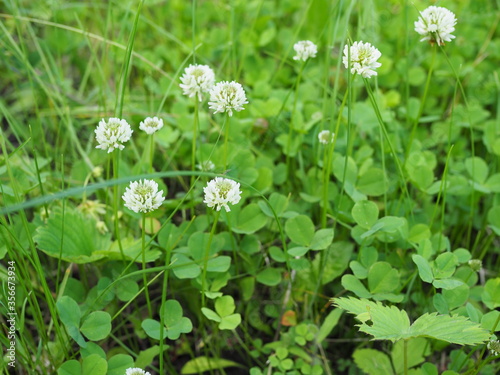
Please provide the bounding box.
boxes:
[197,160,215,171]
[125,368,151,375]
[122,179,165,213]
[203,177,242,212]
[139,116,164,135]
[343,41,382,79]
[179,64,215,102]
[95,117,133,153]
[208,81,248,116]
[488,340,500,356]
[318,130,335,145]
[414,6,457,45]
[293,40,318,61]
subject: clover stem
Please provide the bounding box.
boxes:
[405,44,436,163]
[286,60,306,183]
[201,210,220,308]
[191,99,199,216]
[158,230,174,374]
[149,133,154,174]
[223,113,230,170]
[142,212,152,316]
[113,152,125,261]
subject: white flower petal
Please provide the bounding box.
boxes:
[122,179,165,213]
[318,130,335,145]
[203,177,242,212]
[139,116,164,135]
[180,64,215,102]
[293,40,318,61]
[208,81,248,116]
[95,118,133,153]
[343,41,382,79]
[414,6,456,45]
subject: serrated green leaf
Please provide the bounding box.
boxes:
[332,297,489,345]
[357,304,411,341]
[408,313,489,345]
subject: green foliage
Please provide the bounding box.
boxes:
[201,295,242,330]
[142,300,193,340]
[3,0,500,373]
[56,296,111,347]
[35,207,111,263]
[333,297,490,345]
[181,357,244,374]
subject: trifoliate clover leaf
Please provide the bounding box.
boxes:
[142,300,192,340]
[202,296,241,330]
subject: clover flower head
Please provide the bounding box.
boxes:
[208,81,248,116]
[197,160,215,171]
[293,40,317,61]
[468,259,482,272]
[92,166,104,178]
[488,340,500,356]
[414,6,457,45]
[139,116,164,135]
[180,64,215,102]
[125,368,151,375]
[318,130,335,145]
[343,41,382,79]
[203,177,241,212]
[122,179,165,213]
[95,118,133,153]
